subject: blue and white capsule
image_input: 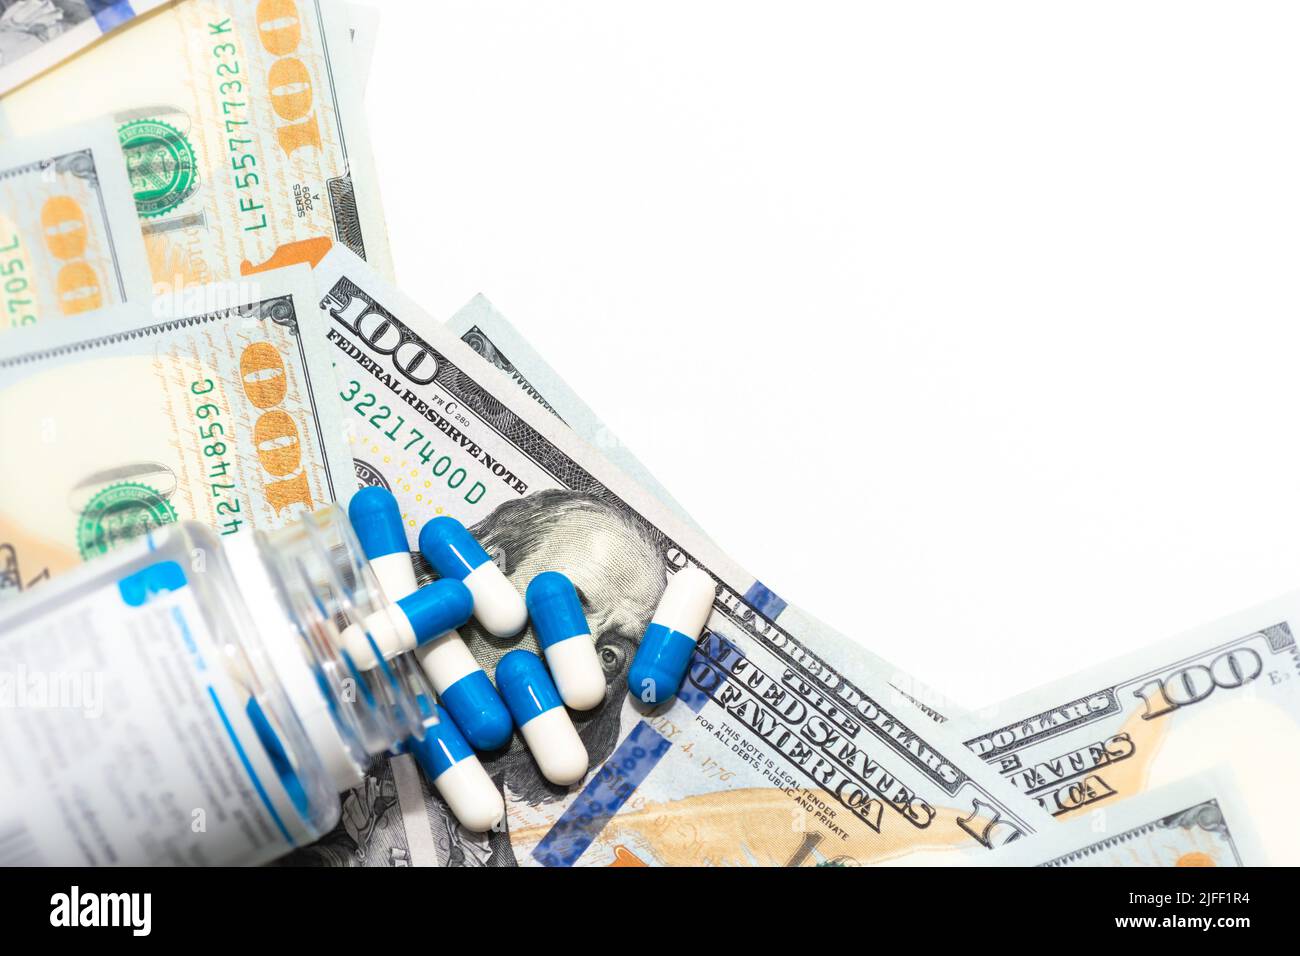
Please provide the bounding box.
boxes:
[627,566,716,705]
[413,628,514,751]
[408,700,505,832]
[339,578,473,670]
[496,650,588,787]
[349,487,417,601]
[419,516,528,638]
[526,572,606,711]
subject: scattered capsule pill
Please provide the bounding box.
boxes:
[419,516,528,638]
[627,566,716,705]
[339,578,473,670]
[526,571,606,711]
[414,629,514,751]
[350,498,511,749]
[496,650,588,787]
[407,699,505,833]
[349,487,417,602]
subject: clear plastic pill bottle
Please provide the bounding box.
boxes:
[0,507,425,866]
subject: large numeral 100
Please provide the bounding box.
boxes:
[256,0,323,157]
[240,341,314,514]
[1132,648,1262,720]
[42,195,103,315]
[237,0,335,278]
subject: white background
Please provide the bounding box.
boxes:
[361,0,1300,712]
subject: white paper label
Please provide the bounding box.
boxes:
[0,558,305,865]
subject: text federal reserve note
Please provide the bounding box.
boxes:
[0,265,352,598]
[0,0,171,95]
[285,248,1042,868]
[953,592,1300,863]
[989,771,1264,867]
[445,293,960,724]
[1,0,392,290]
[0,119,151,334]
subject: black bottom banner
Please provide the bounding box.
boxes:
[0,863,1285,942]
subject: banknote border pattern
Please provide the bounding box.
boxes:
[459,324,565,421]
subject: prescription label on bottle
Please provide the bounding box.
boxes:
[0,559,305,865]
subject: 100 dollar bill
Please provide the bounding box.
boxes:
[990,769,1263,867]
[0,265,352,597]
[1,0,392,290]
[289,247,1043,868]
[953,592,1300,864]
[445,293,960,724]
[0,119,151,333]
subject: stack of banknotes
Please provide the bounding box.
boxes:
[1,1,1295,868]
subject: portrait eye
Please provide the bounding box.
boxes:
[598,643,624,673]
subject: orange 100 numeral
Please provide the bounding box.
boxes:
[256,0,323,156]
[41,195,103,315]
[240,340,314,513]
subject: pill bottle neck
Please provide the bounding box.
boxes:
[225,506,424,793]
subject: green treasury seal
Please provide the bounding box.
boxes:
[77,482,179,560]
[118,118,198,218]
